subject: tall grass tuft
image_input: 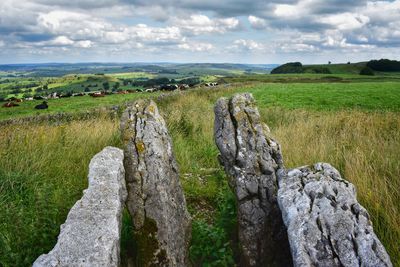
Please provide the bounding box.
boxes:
[0,117,120,266]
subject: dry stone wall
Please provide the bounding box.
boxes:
[33,146,127,267]
[278,163,393,267]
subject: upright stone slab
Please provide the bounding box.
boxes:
[121,99,191,267]
[214,93,292,266]
[33,146,127,267]
[278,163,393,267]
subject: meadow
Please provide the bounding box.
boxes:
[0,80,399,266]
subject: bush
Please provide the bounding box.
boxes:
[271,62,303,74]
[360,67,375,76]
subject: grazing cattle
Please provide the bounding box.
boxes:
[35,101,48,110]
[159,84,178,91]
[48,92,59,99]
[6,97,23,102]
[2,102,19,108]
[145,88,158,93]
[60,93,72,98]
[89,92,105,97]
[117,90,129,94]
[34,95,46,100]
[73,92,85,97]
[205,82,218,87]
[179,84,189,90]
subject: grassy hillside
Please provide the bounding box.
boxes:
[0,82,399,266]
[305,62,367,74]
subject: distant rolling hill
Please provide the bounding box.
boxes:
[304,62,367,74]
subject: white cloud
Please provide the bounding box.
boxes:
[233,39,266,50]
[50,36,74,46]
[178,42,214,52]
[319,13,370,30]
[280,43,318,53]
[274,4,302,18]
[75,40,93,48]
[172,14,240,35]
[248,15,267,29]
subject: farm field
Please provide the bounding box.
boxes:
[0,78,399,266]
[1,81,400,122]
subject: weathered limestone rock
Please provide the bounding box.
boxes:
[33,146,127,267]
[121,99,191,267]
[277,163,393,267]
[214,93,292,266]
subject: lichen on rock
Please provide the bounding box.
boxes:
[121,99,191,267]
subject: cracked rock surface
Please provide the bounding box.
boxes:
[121,99,191,267]
[277,163,393,267]
[214,93,292,267]
[33,146,127,267]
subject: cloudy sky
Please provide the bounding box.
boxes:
[0,0,399,64]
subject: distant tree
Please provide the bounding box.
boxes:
[347,62,351,64]
[113,82,120,90]
[367,59,400,72]
[328,61,332,64]
[102,82,110,91]
[123,79,130,86]
[359,67,374,76]
[23,93,32,98]
[43,84,48,90]
[84,87,91,92]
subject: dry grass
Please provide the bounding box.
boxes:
[0,117,120,266]
[269,109,400,264]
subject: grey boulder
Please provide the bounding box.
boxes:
[278,163,393,267]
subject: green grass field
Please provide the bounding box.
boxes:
[0,79,399,266]
[0,92,158,121]
[2,81,400,122]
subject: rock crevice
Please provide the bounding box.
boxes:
[214,93,292,267]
